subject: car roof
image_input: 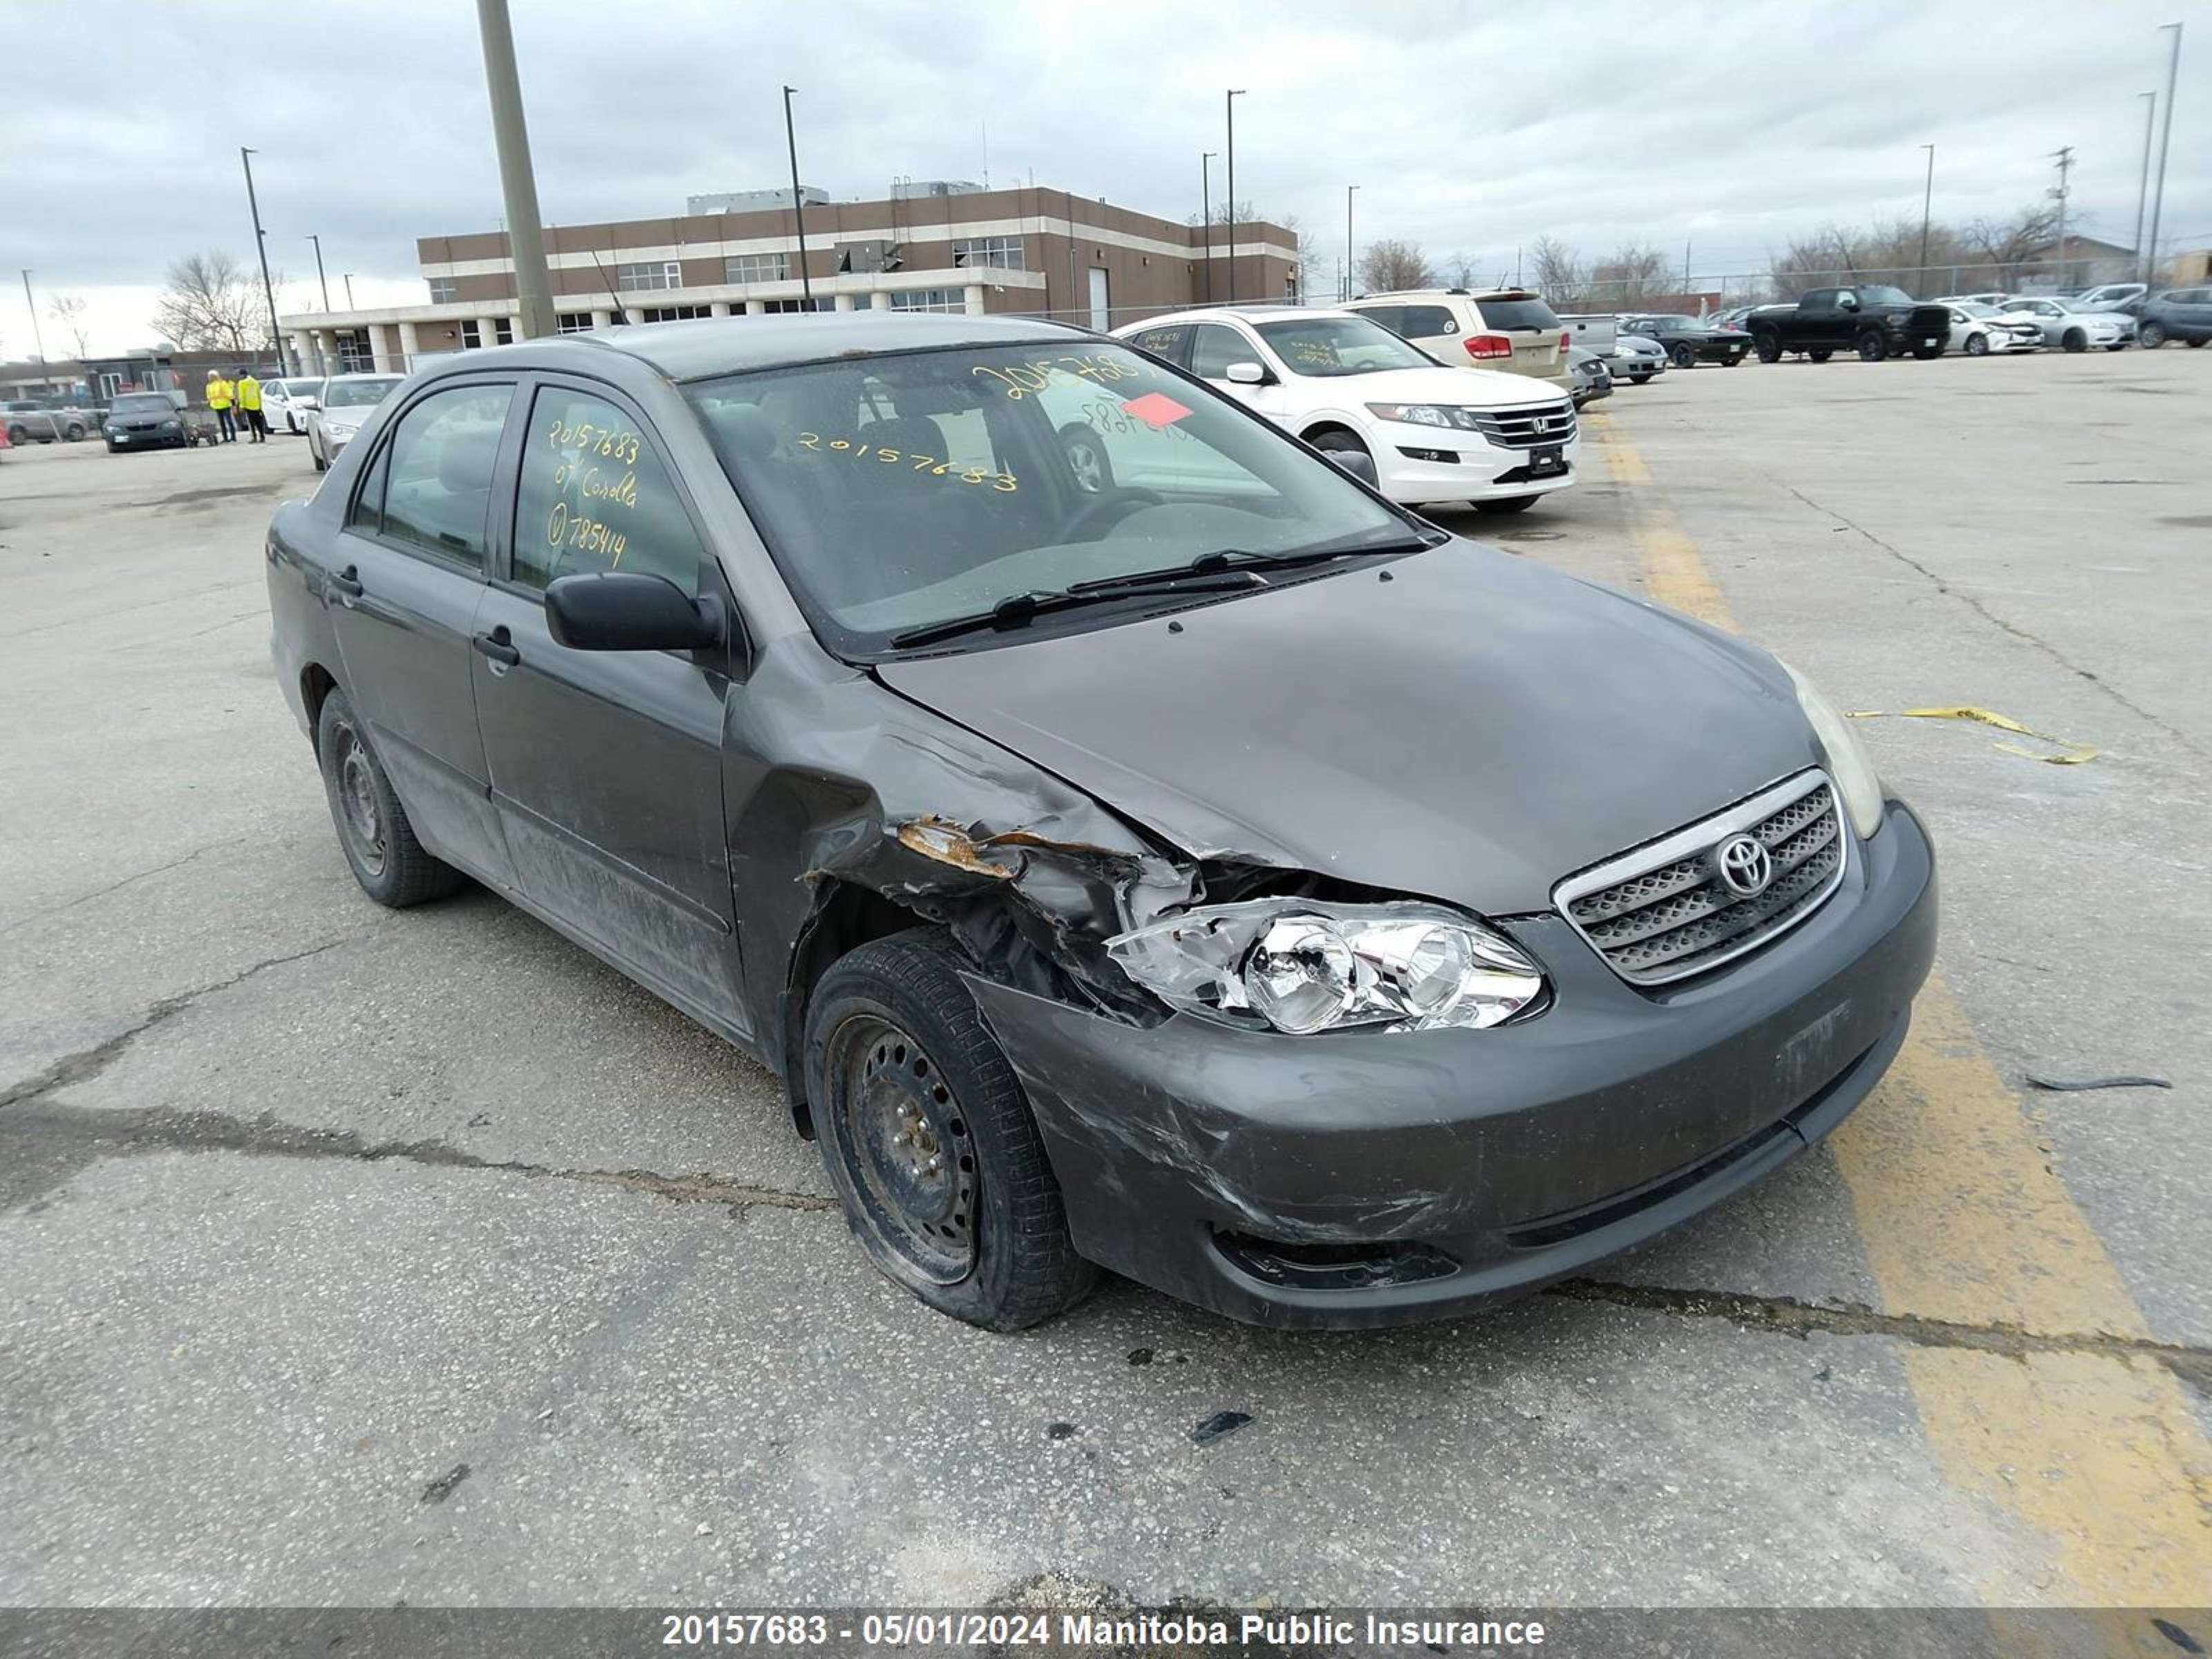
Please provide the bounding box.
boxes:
[1351,288,1540,301]
[1117,306,1352,329]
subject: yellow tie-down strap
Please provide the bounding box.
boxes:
[1848,705,2097,765]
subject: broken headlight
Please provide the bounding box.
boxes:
[1106,900,1545,1035]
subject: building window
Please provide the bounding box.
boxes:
[639,305,710,322]
[889,288,967,315]
[460,320,481,350]
[724,252,789,284]
[494,318,514,345]
[615,260,682,293]
[427,276,457,304]
[761,298,834,314]
[556,312,594,334]
[953,236,1024,271]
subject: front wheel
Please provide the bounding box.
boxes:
[2063,328,2088,353]
[1474,496,1539,515]
[1057,422,1114,494]
[1629,373,1655,384]
[2186,337,2206,348]
[1808,348,1834,363]
[316,690,463,908]
[2138,323,2167,348]
[1856,330,1889,362]
[805,930,1096,1331]
[64,422,86,441]
[1754,332,1781,364]
[1965,332,1989,357]
[4,424,24,445]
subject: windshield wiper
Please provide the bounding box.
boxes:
[889,574,1264,650]
[1070,532,1434,598]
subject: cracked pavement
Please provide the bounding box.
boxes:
[2,355,2208,1610]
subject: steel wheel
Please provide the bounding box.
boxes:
[827,1011,979,1287]
[328,718,387,879]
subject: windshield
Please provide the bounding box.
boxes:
[324,377,402,408]
[1956,302,1998,317]
[2053,297,2104,313]
[111,395,173,413]
[1857,285,1914,306]
[1255,316,1437,376]
[686,340,1407,655]
[283,379,321,395]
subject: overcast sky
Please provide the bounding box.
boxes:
[4,0,2206,356]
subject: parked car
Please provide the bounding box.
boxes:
[1604,332,1669,384]
[2072,282,2148,316]
[2135,288,2212,348]
[1997,295,2135,353]
[1342,288,1573,388]
[1568,345,1613,407]
[307,373,406,471]
[264,377,324,435]
[265,315,1936,1331]
[3,399,93,444]
[1746,286,1950,363]
[1620,313,1752,368]
[102,391,189,452]
[1114,306,1579,514]
[1940,301,2043,356]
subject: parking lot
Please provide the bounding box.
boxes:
[3,349,2207,1612]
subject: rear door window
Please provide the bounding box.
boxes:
[354,382,515,569]
[1351,304,1405,335]
[1399,303,1460,337]
[1125,324,1191,364]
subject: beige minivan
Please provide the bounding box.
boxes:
[1344,289,1573,388]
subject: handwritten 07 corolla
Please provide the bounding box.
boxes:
[265,315,1937,1329]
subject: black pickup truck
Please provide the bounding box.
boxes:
[1748,286,1951,363]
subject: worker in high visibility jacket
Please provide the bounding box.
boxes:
[235,370,268,444]
[205,371,236,442]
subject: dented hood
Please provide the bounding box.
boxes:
[873,543,1821,915]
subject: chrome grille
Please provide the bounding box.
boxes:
[1468,400,1576,449]
[1556,771,1846,986]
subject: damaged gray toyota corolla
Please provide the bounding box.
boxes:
[266,314,1936,1330]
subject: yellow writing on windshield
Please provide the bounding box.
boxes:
[796,432,1016,491]
[969,354,1153,400]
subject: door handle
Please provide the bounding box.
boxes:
[328,563,364,601]
[472,626,522,670]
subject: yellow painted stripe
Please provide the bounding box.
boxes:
[1592,419,2212,1609]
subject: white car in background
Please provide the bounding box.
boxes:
[263,377,325,435]
[1940,301,2043,356]
[1996,295,2136,353]
[1112,307,1578,515]
[306,373,404,471]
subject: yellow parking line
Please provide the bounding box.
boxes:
[1590,418,2212,1608]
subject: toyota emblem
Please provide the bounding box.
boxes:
[1716,834,1773,898]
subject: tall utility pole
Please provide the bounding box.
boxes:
[1918,144,1936,294]
[308,233,330,310]
[2049,145,2074,287]
[474,0,558,340]
[1224,88,1245,303]
[1344,184,1358,301]
[2135,91,2158,283]
[2145,21,2184,288]
[343,274,355,308]
[782,86,814,306]
[20,270,45,362]
[239,149,286,371]
[1200,151,1216,303]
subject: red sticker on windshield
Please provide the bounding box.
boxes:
[1121,392,1192,429]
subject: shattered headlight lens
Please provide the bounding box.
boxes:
[1781,662,1885,840]
[1107,900,1546,1035]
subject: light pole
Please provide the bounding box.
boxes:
[20,270,45,362]
[239,148,286,371]
[308,233,330,310]
[474,0,558,339]
[2145,21,2184,288]
[343,273,355,308]
[2134,91,2157,284]
[782,86,813,306]
[1224,88,1245,303]
[2050,145,2074,287]
[1917,144,1936,295]
[1200,151,1216,303]
[1344,185,1358,301]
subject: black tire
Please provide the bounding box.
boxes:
[4,424,24,445]
[1720,356,1743,366]
[1057,422,1114,494]
[315,689,463,908]
[2186,337,2206,348]
[1306,427,1371,466]
[1474,495,1539,515]
[1856,330,1889,362]
[2062,328,2087,353]
[1669,342,1697,369]
[1753,332,1781,364]
[2103,343,2126,352]
[1965,332,1989,357]
[1809,348,1834,363]
[310,438,328,473]
[805,930,1096,1331]
[64,421,85,441]
[1911,341,1943,360]
[1629,373,1654,384]
[2138,322,2167,348]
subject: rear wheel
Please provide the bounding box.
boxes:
[2103,342,2127,352]
[64,421,86,441]
[2138,322,2168,348]
[1057,422,1114,494]
[1856,330,1889,362]
[1669,343,1697,369]
[1808,348,1834,363]
[805,930,1096,1330]
[2062,328,2088,353]
[316,690,463,908]
[1629,373,1654,384]
[1965,332,1989,357]
[1474,496,1539,515]
[2186,337,2206,348]
[4,424,24,445]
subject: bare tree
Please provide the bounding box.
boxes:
[152,252,270,353]
[1960,204,2061,288]
[1438,250,1485,289]
[1527,236,1586,304]
[46,293,95,359]
[1588,243,1671,304]
[1355,238,1436,292]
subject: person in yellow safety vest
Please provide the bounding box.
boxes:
[235,369,268,444]
[205,370,236,443]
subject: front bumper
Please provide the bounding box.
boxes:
[1372,426,1580,505]
[970,799,1937,1329]
[1696,338,1751,362]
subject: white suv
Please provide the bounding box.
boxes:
[1112,306,1577,514]
[1341,289,1573,388]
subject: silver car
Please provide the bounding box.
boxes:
[306,374,406,472]
[2001,296,2135,353]
[1605,332,1669,384]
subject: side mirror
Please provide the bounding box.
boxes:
[1322,447,1378,487]
[545,570,726,653]
[1224,361,1269,385]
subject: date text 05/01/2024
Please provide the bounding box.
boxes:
[658,1610,1547,1649]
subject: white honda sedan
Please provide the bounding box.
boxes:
[1112,306,1578,515]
